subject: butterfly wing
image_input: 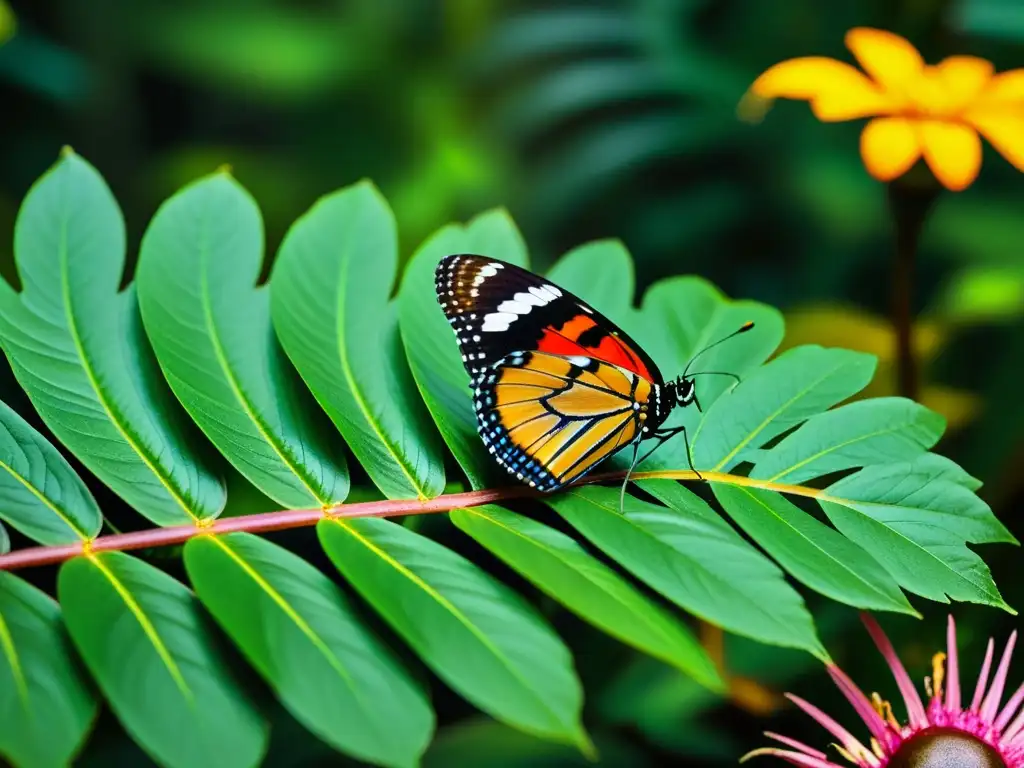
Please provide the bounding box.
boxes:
[474,350,653,491]
[436,254,662,383]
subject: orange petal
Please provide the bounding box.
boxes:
[965,109,1024,171]
[845,28,923,93]
[860,117,922,181]
[977,69,1024,106]
[935,56,995,110]
[748,56,896,121]
[919,120,982,191]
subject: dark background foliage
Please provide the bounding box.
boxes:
[1,0,1023,765]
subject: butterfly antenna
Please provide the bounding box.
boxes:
[687,370,741,384]
[681,321,755,379]
[620,439,642,514]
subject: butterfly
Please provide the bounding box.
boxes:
[434,254,752,494]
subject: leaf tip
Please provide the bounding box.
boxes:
[575,728,599,762]
[215,163,234,177]
[60,145,76,159]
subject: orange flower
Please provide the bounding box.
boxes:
[742,27,1024,191]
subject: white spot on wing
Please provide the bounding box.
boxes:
[482,312,518,332]
[530,286,560,303]
[515,290,546,307]
[497,299,531,315]
[567,355,591,366]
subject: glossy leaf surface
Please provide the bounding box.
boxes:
[451,504,722,690]
[318,517,590,750]
[0,151,224,526]
[272,182,445,500]
[59,553,267,768]
[185,532,433,768]
[138,172,348,508]
[0,573,96,768]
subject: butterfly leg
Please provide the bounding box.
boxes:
[638,425,704,481]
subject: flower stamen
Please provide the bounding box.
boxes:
[872,693,901,730]
[933,651,947,701]
[746,615,1023,768]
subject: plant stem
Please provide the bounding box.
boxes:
[0,469,828,572]
[887,177,939,401]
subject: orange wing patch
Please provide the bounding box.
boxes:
[474,350,650,491]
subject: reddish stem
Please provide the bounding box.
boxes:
[2,467,820,572]
[0,482,546,571]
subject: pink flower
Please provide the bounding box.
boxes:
[744,615,1023,768]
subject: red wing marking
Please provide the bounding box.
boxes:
[537,315,655,381]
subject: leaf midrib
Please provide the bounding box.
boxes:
[0,607,30,711]
[208,536,382,736]
[0,454,87,541]
[818,495,1004,600]
[699,358,854,472]
[565,492,812,650]
[57,212,197,522]
[730,486,900,606]
[764,423,912,483]
[196,215,328,506]
[332,519,568,728]
[461,508,692,667]
[87,555,193,700]
[333,250,426,499]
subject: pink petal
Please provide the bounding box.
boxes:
[982,631,1018,721]
[995,680,1024,732]
[946,615,961,712]
[1003,703,1024,744]
[971,638,996,712]
[786,694,879,766]
[861,614,928,728]
[827,664,893,748]
[764,732,829,759]
[740,748,842,768]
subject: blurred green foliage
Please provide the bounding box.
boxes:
[3,0,1024,766]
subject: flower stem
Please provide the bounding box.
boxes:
[887,177,939,401]
[0,469,826,572]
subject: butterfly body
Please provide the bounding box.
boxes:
[435,254,700,491]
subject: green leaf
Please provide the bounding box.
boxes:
[0,398,100,544]
[58,552,267,768]
[478,8,641,80]
[184,532,433,768]
[545,239,635,325]
[451,505,722,690]
[620,277,784,471]
[0,523,7,554]
[424,718,651,768]
[271,181,445,500]
[634,277,784,398]
[749,397,945,484]
[318,517,590,751]
[0,150,224,526]
[692,345,877,472]
[547,484,824,657]
[821,453,1017,609]
[0,573,96,768]
[137,172,349,508]
[711,485,916,615]
[398,210,527,489]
